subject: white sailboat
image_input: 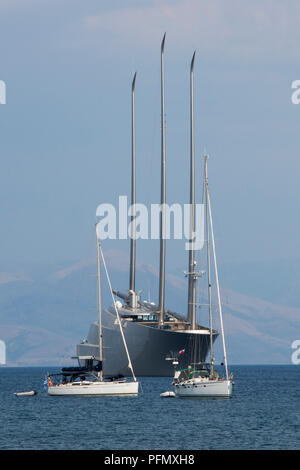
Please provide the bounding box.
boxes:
[47,224,139,397]
[173,156,233,398]
[171,52,233,398]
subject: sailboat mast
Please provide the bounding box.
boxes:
[158,33,166,326]
[206,171,229,380]
[100,245,137,383]
[204,156,214,377]
[95,224,103,380]
[187,51,196,330]
[129,72,137,305]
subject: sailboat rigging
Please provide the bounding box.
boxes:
[173,156,233,398]
[46,224,139,396]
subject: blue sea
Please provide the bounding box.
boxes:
[0,365,299,450]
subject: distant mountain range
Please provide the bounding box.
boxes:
[0,251,299,366]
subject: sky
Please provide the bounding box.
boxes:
[0,0,300,276]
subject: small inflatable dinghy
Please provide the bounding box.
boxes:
[160,391,175,398]
[14,390,37,397]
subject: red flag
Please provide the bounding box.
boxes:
[179,349,185,355]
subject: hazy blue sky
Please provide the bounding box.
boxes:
[1,0,300,274]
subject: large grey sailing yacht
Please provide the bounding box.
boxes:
[76,36,218,376]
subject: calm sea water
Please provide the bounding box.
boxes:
[0,365,299,450]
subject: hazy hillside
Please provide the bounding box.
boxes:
[0,251,299,366]
[219,258,300,308]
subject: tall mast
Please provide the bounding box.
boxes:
[158,33,166,326]
[187,51,196,330]
[100,245,137,383]
[95,223,103,380]
[129,72,137,308]
[204,156,214,378]
[207,177,229,380]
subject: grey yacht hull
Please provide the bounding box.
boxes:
[77,306,217,377]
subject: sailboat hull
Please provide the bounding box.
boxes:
[174,379,232,398]
[48,380,139,396]
[77,307,216,377]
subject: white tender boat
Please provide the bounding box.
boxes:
[14,390,37,397]
[47,226,139,397]
[160,391,176,398]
